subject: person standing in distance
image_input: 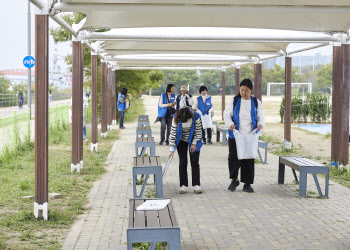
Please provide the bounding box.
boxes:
[194,86,215,144]
[224,79,265,193]
[158,84,176,145]
[118,88,131,129]
[176,85,194,110]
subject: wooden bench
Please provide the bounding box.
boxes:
[216,126,229,146]
[127,198,180,250]
[136,126,152,138]
[278,156,329,198]
[138,118,150,127]
[138,115,149,120]
[133,156,163,198]
[257,140,268,164]
[135,137,156,157]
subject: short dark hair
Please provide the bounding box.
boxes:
[199,85,208,94]
[240,79,253,90]
[120,88,128,96]
[174,108,193,125]
[166,84,175,93]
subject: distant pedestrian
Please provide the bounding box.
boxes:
[176,85,193,110]
[157,84,176,145]
[118,88,131,129]
[194,86,214,144]
[17,89,24,108]
[49,90,52,103]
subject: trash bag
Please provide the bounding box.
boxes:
[234,129,261,160]
[201,114,213,129]
[154,116,162,124]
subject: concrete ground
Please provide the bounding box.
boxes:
[62,95,350,250]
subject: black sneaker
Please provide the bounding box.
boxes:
[243,184,254,193]
[166,142,169,146]
[203,139,207,144]
[208,139,213,144]
[228,180,240,191]
[159,141,163,145]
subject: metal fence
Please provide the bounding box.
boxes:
[0,92,72,107]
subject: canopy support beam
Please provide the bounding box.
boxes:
[235,67,240,95]
[284,56,292,149]
[91,53,98,152]
[101,62,108,137]
[221,69,226,120]
[254,62,262,102]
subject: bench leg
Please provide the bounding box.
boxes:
[222,132,226,146]
[313,174,324,198]
[299,173,307,198]
[133,172,137,198]
[150,145,156,156]
[167,229,181,250]
[264,146,268,163]
[325,170,329,198]
[138,174,150,198]
[257,148,263,163]
[278,162,285,184]
[155,169,163,198]
[292,169,299,183]
[149,242,156,250]
[135,145,138,157]
[140,147,146,156]
[216,131,220,142]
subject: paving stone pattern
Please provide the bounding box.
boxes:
[62,96,350,250]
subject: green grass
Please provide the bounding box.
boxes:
[329,167,350,189]
[0,99,154,249]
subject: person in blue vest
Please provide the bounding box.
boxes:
[169,107,203,194]
[176,85,194,110]
[117,88,129,129]
[224,79,265,193]
[194,86,215,144]
[158,84,176,145]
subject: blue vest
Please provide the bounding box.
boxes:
[158,93,175,117]
[197,96,212,115]
[229,96,258,139]
[117,93,126,111]
[174,111,203,152]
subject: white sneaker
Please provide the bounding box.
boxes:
[179,185,187,194]
[194,185,203,194]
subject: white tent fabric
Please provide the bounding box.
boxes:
[54,1,350,32]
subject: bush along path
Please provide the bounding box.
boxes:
[0,97,145,249]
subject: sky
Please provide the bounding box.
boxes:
[0,1,333,72]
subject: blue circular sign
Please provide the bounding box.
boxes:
[23,56,35,68]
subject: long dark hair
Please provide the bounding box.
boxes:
[120,88,128,96]
[237,79,253,97]
[166,84,175,94]
[174,108,193,125]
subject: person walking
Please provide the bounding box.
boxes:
[158,84,176,145]
[194,86,214,144]
[17,89,24,108]
[224,79,265,193]
[118,88,130,129]
[169,107,203,194]
[176,85,193,110]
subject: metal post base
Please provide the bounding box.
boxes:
[283,140,292,150]
[71,163,81,173]
[34,202,48,220]
[339,164,350,172]
[107,125,112,130]
[91,143,98,152]
[80,160,84,170]
[112,120,117,125]
[101,132,108,138]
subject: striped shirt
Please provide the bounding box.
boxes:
[169,117,202,152]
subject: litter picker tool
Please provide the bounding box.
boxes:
[162,156,173,179]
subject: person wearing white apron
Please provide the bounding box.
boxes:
[224,79,265,193]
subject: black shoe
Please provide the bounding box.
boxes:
[159,141,163,145]
[166,142,169,146]
[228,180,240,191]
[208,139,212,144]
[243,184,254,193]
[203,139,207,144]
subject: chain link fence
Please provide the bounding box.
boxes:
[0,92,72,107]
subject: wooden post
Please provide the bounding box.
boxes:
[254,62,262,102]
[34,14,49,220]
[91,53,98,152]
[71,41,82,172]
[80,42,84,167]
[101,62,108,137]
[107,67,113,129]
[331,43,350,166]
[221,69,226,120]
[235,67,240,95]
[284,56,292,147]
[112,69,117,125]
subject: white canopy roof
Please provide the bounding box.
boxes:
[53,1,350,32]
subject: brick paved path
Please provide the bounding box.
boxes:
[62,96,350,249]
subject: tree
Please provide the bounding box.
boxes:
[0,73,10,94]
[314,63,332,93]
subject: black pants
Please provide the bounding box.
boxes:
[228,138,255,184]
[160,113,172,143]
[177,140,200,187]
[202,128,212,141]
